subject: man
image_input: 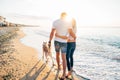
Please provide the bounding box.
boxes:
[55,18,77,78]
[49,12,76,80]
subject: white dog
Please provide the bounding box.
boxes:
[42,42,54,65]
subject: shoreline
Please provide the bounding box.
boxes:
[0,27,80,80]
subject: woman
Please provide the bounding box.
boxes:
[55,18,77,78]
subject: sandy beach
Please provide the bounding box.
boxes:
[0,27,56,80]
[0,27,80,80]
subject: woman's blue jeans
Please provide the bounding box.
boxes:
[66,42,76,71]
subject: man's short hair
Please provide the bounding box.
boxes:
[61,12,67,17]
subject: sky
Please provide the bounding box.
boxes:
[0,0,120,27]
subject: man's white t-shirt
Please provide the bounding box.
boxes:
[53,19,72,43]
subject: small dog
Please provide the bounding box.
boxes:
[42,42,54,65]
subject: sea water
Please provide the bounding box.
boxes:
[74,28,120,80]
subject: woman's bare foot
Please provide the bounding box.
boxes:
[66,71,72,78]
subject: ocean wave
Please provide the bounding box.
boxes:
[80,35,120,48]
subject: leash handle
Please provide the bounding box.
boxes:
[48,41,51,48]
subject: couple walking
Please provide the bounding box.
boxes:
[49,12,76,80]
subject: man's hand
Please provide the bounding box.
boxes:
[68,28,76,39]
[74,36,76,40]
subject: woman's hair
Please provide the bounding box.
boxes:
[72,18,76,28]
[72,18,77,33]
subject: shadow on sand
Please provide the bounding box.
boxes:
[54,70,60,80]
[20,60,47,80]
[42,65,54,80]
[20,60,57,80]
